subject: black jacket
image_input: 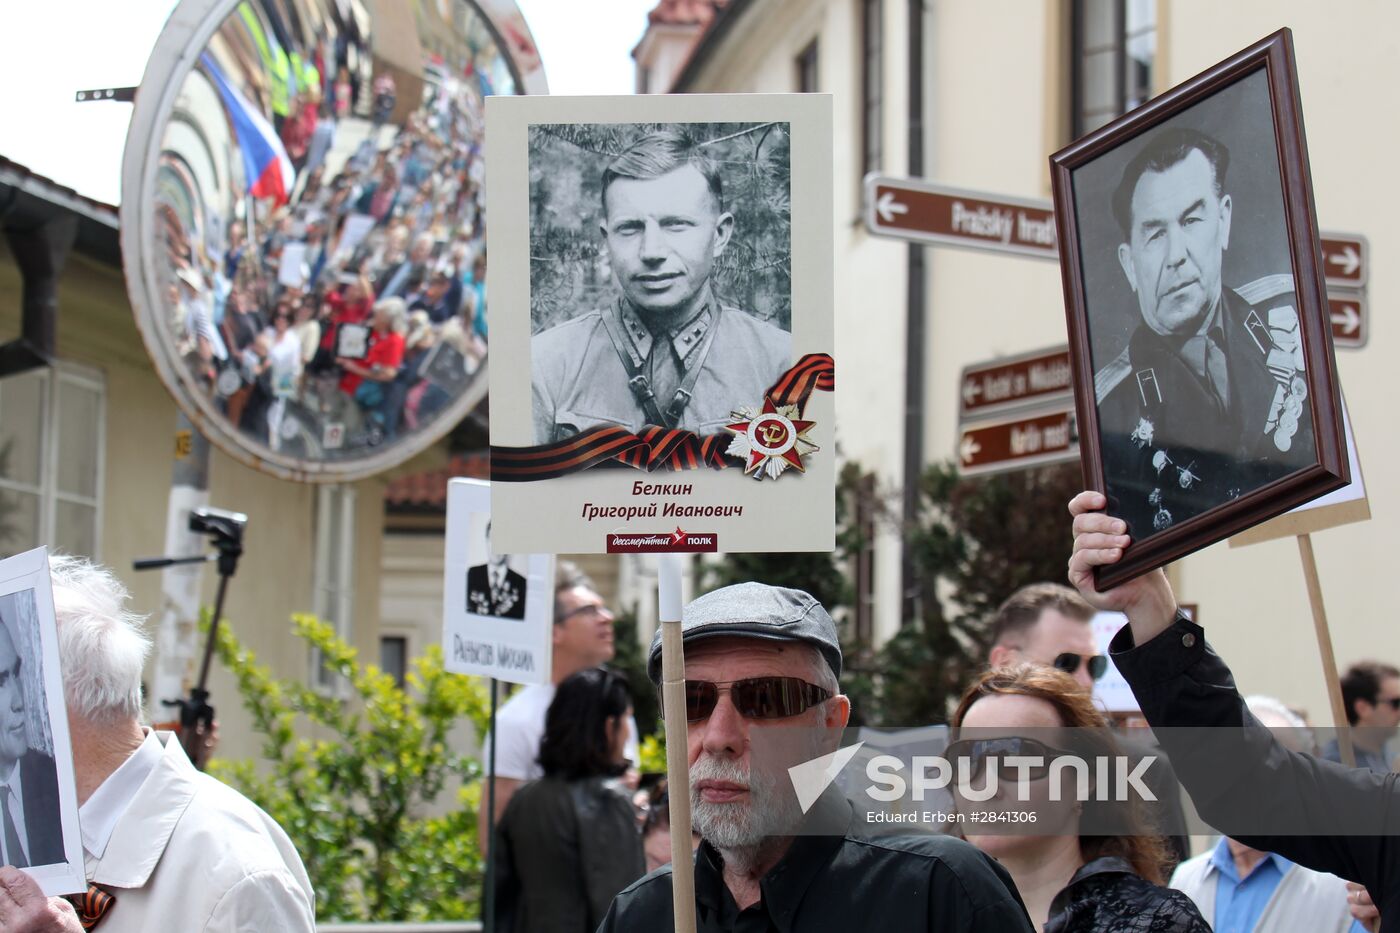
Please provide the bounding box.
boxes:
[495,775,643,933]
[18,749,64,867]
[1111,613,1400,932]
[466,563,527,620]
[598,795,1033,932]
[1045,856,1209,933]
[1096,283,1315,542]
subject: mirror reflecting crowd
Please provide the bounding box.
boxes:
[154,0,507,461]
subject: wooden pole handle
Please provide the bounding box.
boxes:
[658,554,697,933]
[1297,533,1356,768]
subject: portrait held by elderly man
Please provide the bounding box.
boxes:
[0,588,66,873]
[1055,53,1349,569]
[528,122,793,444]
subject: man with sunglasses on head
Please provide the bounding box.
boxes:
[1327,663,1400,773]
[478,562,639,857]
[599,582,1034,932]
[987,582,1189,870]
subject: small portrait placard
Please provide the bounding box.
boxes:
[442,479,554,686]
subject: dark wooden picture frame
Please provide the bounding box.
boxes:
[1051,29,1348,590]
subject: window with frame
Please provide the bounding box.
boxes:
[796,39,819,94]
[0,365,105,559]
[311,483,356,692]
[380,635,408,689]
[860,0,882,176]
[1071,0,1156,138]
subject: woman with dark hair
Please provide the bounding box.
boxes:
[494,669,644,933]
[950,665,1209,933]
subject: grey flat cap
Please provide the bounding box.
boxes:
[646,582,842,684]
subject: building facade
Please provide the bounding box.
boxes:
[654,0,1400,727]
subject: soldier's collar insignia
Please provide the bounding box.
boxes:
[724,396,818,480]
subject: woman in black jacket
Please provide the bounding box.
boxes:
[494,669,645,933]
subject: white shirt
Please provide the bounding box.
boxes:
[482,683,640,781]
[78,730,163,862]
[0,758,27,867]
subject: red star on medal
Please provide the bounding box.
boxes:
[724,397,818,480]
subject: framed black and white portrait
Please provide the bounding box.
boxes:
[0,549,85,895]
[1051,29,1348,589]
[486,94,835,556]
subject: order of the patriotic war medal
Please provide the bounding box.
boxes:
[724,397,818,480]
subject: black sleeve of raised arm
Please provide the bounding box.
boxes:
[1110,612,1400,916]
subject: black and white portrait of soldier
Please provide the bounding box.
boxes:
[466,521,527,620]
[1081,74,1317,542]
[530,125,792,443]
[0,594,63,868]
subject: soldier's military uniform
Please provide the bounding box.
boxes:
[532,286,790,443]
[1095,274,1316,541]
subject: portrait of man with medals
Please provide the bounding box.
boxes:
[1094,127,1316,541]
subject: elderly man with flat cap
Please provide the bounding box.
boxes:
[598,582,1032,932]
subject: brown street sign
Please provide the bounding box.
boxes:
[864,174,1059,259]
[1328,291,1367,349]
[960,346,1073,418]
[957,407,1078,478]
[1320,232,1368,289]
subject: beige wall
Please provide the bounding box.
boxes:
[682,0,1400,727]
[1,244,388,762]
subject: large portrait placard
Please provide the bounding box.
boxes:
[0,549,86,896]
[486,94,835,554]
[1051,29,1348,589]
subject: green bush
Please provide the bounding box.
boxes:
[210,613,491,921]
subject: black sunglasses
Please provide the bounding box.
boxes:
[684,677,831,722]
[944,736,1074,780]
[1379,698,1400,711]
[1053,652,1109,681]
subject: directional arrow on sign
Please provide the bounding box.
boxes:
[1320,232,1368,288]
[1327,245,1361,277]
[1327,291,1368,349]
[959,435,982,465]
[962,379,982,407]
[1330,302,1360,336]
[876,190,908,223]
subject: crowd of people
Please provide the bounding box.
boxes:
[159,4,494,460]
[11,514,1400,930]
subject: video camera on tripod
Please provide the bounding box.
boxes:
[134,506,246,769]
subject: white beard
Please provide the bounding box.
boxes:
[690,756,803,857]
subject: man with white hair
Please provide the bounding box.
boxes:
[0,556,314,932]
[1169,696,1365,932]
[599,582,1032,931]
